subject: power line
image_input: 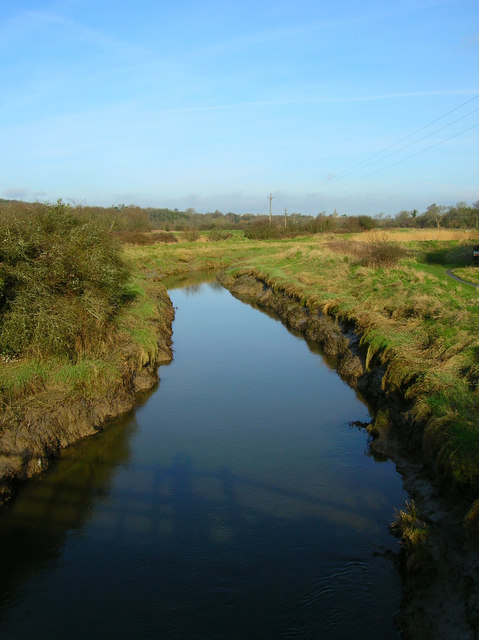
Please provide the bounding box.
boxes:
[328,93,479,181]
[339,105,479,176]
[353,121,479,181]
[257,200,267,215]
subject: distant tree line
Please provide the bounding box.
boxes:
[387,201,479,229]
[1,198,478,239]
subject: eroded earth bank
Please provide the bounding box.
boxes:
[218,269,479,640]
[0,287,174,506]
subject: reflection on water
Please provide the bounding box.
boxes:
[0,413,139,608]
[0,274,405,639]
[162,269,219,291]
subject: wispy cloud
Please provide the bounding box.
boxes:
[53,14,150,58]
[2,88,477,140]
[157,89,479,115]
[0,7,148,58]
[185,0,468,59]
[0,8,62,45]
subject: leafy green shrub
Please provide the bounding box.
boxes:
[243,221,307,240]
[0,201,130,359]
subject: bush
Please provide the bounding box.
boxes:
[114,231,178,245]
[153,231,178,243]
[244,222,283,240]
[0,201,130,359]
[360,240,406,268]
[114,231,152,245]
[184,229,200,242]
[208,229,233,241]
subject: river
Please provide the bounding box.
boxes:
[0,273,406,639]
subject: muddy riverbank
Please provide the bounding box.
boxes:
[218,269,479,640]
[0,289,174,506]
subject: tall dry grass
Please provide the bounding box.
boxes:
[351,228,479,243]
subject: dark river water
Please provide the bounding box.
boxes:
[0,273,406,639]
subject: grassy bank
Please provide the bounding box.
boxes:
[231,238,479,488]
[126,228,479,526]
[0,273,173,447]
[0,204,175,500]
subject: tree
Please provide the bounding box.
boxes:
[422,203,446,228]
[395,210,411,227]
[357,215,377,230]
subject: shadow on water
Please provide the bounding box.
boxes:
[0,448,400,639]
[229,290,375,413]
[0,383,161,613]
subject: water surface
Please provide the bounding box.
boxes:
[0,274,405,639]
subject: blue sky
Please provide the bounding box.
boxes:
[1,0,478,215]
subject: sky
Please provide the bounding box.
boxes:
[1,0,478,216]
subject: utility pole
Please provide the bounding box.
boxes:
[284,207,287,229]
[268,193,275,227]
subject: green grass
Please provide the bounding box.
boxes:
[0,361,47,398]
[451,266,479,285]
[52,359,120,389]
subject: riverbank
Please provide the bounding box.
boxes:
[218,267,479,640]
[0,278,174,505]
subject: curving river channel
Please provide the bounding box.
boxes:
[0,273,406,639]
